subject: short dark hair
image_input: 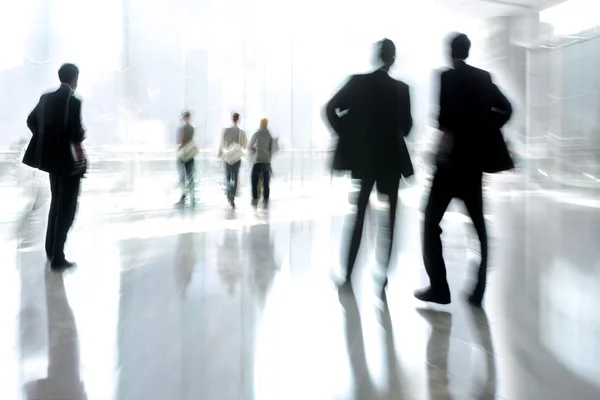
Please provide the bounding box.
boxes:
[379,38,396,65]
[450,33,471,60]
[58,63,79,84]
[181,110,191,119]
[232,112,240,122]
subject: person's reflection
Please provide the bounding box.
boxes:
[465,306,497,399]
[417,309,453,400]
[377,302,408,400]
[217,228,242,295]
[16,178,48,250]
[245,224,279,309]
[174,232,196,299]
[24,270,87,400]
[338,286,379,399]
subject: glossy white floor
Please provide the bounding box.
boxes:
[1,175,599,400]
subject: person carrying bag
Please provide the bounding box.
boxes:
[221,128,244,165]
[175,111,197,206]
[22,63,85,269]
[219,112,247,208]
[177,139,199,164]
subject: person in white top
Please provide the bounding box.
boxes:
[219,112,247,208]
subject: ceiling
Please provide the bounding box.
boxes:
[434,0,567,18]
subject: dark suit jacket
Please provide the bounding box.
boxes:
[438,61,513,175]
[23,84,85,175]
[325,69,413,180]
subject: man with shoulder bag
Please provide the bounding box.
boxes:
[414,34,513,308]
[219,112,247,208]
[23,63,87,270]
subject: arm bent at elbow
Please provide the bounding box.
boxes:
[324,76,355,136]
[69,99,85,143]
[27,98,42,135]
[248,133,257,153]
[400,85,413,137]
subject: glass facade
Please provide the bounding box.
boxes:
[0,0,493,214]
[0,0,488,149]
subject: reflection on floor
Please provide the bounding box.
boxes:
[1,177,600,400]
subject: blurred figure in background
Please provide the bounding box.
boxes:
[415,33,513,308]
[220,112,247,209]
[175,110,197,207]
[325,38,413,291]
[23,63,86,270]
[248,118,275,210]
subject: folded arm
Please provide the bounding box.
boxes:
[27,98,42,136]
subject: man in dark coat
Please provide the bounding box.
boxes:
[325,38,413,290]
[23,63,86,270]
[414,33,513,307]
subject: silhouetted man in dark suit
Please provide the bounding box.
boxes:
[415,33,512,307]
[325,39,413,290]
[23,63,85,270]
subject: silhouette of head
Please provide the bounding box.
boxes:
[260,117,268,129]
[58,63,79,90]
[449,33,471,62]
[378,38,396,68]
[232,112,240,124]
[181,110,191,123]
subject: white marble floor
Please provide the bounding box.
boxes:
[1,177,600,400]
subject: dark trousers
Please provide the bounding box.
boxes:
[178,158,195,200]
[46,174,81,263]
[251,163,271,202]
[346,176,400,280]
[422,168,488,300]
[225,160,241,198]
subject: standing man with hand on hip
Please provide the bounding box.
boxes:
[23,63,87,270]
[325,38,414,292]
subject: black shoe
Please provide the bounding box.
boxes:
[175,197,185,207]
[466,293,483,308]
[50,259,76,271]
[338,277,352,290]
[414,286,451,305]
[334,272,352,288]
